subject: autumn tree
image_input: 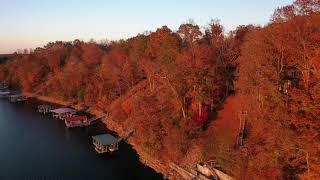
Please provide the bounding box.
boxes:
[237,1,320,178]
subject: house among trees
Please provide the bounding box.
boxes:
[279,65,300,94]
[50,107,77,120]
[92,134,119,153]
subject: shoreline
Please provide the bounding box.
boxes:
[31,94,171,179]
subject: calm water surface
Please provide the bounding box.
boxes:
[0,99,162,180]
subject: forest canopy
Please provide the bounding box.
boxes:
[1,0,320,179]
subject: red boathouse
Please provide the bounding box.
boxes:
[64,115,89,128]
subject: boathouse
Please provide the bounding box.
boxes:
[92,134,119,153]
[64,115,89,128]
[0,81,9,90]
[37,105,53,114]
[0,91,10,98]
[8,94,27,102]
[50,107,77,120]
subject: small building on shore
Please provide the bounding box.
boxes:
[92,134,119,153]
[64,115,89,128]
[50,107,77,120]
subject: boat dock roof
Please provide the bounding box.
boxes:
[0,92,10,95]
[65,115,87,121]
[92,134,118,145]
[9,94,25,97]
[38,104,52,108]
[50,107,77,114]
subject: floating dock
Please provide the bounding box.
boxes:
[92,134,119,153]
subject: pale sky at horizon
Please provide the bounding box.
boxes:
[0,0,293,54]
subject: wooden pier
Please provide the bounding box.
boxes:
[23,93,39,99]
[116,130,134,143]
[88,114,106,124]
[92,134,119,153]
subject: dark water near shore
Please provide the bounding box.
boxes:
[0,99,162,180]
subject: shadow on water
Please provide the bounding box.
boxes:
[0,99,163,180]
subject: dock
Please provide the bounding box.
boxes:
[116,130,134,143]
[92,134,119,153]
[0,81,9,90]
[65,115,89,127]
[37,104,54,114]
[88,114,106,124]
[23,93,39,98]
[64,114,106,128]
[0,91,11,98]
[50,107,77,120]
[8,94,27,102]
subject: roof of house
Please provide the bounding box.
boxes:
[50,107,77,114]
[92,134,118,145]
[65,115,87,121]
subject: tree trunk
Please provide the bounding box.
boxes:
[148,77,152,91]
[198,102,202,117]
[152,79,155,91]
[211,98,214,112]
[158,75,186,119]
[118,81,122,97]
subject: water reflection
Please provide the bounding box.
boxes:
[0,99,162,180]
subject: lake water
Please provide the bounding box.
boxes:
[0,99,162,180]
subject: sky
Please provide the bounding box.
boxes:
[0,0,294,54]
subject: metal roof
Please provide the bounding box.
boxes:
[92,134,118,145]
[50,107,76,114]
[9,94,24,98]
[65,115,87,121]
[0,92,10,95]
[37,104,52,108]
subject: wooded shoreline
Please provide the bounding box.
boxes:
[31,94,172,178]
[1,1,320,178]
